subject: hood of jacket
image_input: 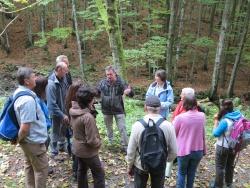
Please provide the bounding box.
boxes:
[224,110,242,121]
[69,102,91,117]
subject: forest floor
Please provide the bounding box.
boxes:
[0,138,250,188]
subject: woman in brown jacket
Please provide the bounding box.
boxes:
[69,86,105,188]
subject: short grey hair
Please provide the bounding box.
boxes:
[181,87,195,98]
[56,55,68,65]
[16,67,34,86]
[146,106,160,114]
[105,65,117,74]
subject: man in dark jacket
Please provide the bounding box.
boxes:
[97,65,134,151]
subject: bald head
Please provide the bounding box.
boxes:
[56,55,69,66]
[55,61,69,78]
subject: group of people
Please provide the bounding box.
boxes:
[11,55,244,188]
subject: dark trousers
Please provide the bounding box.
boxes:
[214,145,236,188]
[134,166,165,188]
[77,155,105,188]
[72,154,78,177]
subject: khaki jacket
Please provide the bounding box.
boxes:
[69,102,101,158]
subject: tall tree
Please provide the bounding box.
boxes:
[227,0,250,97]
[96,0,126,79]
[174,0,186,79]
[203,1,217,71]
[210,0,233,100]
[72,0,84,79]
[166,0,179,83]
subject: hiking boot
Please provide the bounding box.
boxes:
[48,166,54,175]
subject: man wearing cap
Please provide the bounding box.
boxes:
[126,96,177,188]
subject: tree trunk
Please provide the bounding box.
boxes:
[166,0,179,83]
[27,10,33,47]
[147,0,152,37]
[165,0,170,33]
[220,0,237,88]
[96,0,126,79]
[174,0,186,79]
[39,5,47,51]
[203,2,217,71]
[72,0,84,79]
[210,0,233,100]
[227,0,250,97]
[63,0,67,27]
[189,2,202,83]
[0,14,10,53]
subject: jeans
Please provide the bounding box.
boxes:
[214,145,236,188]
[77,155,105,188]
[134,166,166,188]
[20,142,48,188]
[177,150,203,188]
[104,114,128,147]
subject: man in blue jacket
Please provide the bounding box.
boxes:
[46,61,69,157]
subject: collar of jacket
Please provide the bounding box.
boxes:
[151,81,169,90]
[105,76,123,86]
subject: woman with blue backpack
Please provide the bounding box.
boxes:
[211,99,243,188]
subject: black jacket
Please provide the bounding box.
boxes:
[97,76,133,115]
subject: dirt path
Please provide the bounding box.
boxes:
[0,141,249,188]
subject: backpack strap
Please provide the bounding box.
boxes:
[13,91,35,102]
[13,91,38,120]
[155,118,165,127]
[138,119,148,128]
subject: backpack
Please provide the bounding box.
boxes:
[226,117,250,153]
[138,118,168,171]
[0,91,34,141]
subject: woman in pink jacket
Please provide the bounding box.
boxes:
[173,96,206,188]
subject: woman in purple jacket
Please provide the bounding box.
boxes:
[173,96,206,188]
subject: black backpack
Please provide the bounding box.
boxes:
[138,118,168,171]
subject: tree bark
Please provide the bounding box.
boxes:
[190,2,202,83]
[203,2,217,71]
[104,0,126,79]
[210,0,233,100]
[174,0,186,79]
[27,10,33,47]
[166,0,179,83]
[220,0,237,88]
[72,0,84,79]
[227,0,250,97]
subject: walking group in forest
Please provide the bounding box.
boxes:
[5,55,248,188]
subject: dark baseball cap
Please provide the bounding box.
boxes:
[145,96,161,107]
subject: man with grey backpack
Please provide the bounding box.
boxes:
[126,96,177,188]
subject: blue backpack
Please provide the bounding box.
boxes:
[0,91,34,141]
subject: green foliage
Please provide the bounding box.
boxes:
[48,27,72,41]
[95,0,109,30]
[0,97,7,112]
[197,0,219,5]
[38,0,55,6]
[192,37,215,48]
[0,0,15,9]
[34,36,47,48]
[34,27,72,48]
[82,26,105,41]
[124,36,167,71]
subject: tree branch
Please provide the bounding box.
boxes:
[0,0,42,14]
[0,15,19,37]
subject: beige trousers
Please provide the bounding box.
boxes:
[20,142,48,188]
